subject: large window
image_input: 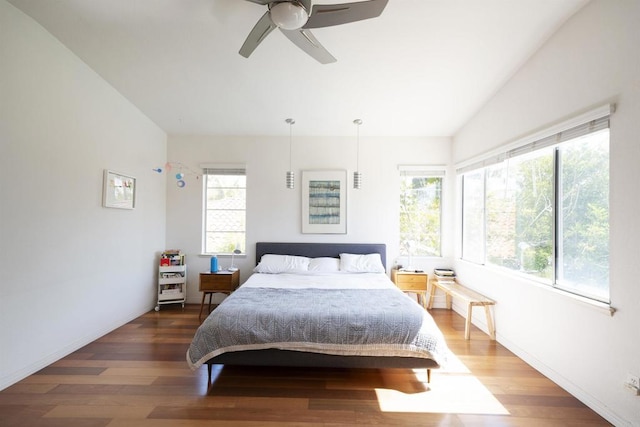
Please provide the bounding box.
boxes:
[485,148,554,280]
[556,131,610,300]
[399,168,443,257]
[461,170,485,264]
[460,114,610,303]
[203,167,246,255]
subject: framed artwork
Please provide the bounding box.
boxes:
[302,170,346,234]
[103,169,136,209]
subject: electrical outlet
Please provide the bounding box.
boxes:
[626,374,640,389]
[624,373,640,395]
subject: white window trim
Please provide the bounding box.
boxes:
[201,164,247,256]
[456,104,614,311]
[455,103,615,174]
[200,162,246,170]
[398,165,446,258]
[398,164,447,175]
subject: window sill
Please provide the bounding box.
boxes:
[459,259,616,317]
[199,253,247,258]
[545,285,616,316]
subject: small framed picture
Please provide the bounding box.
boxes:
[103,169,136,209]
[301,170,347,234]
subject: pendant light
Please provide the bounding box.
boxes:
[285,118,295,189]
[353,119,363,189]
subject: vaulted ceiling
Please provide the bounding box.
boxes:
[8,0,588,136]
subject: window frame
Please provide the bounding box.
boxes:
[457,106,612,304]
[398,166,445,258]
[201,166,246,256]
[461,169,486,265]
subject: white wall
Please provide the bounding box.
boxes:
[452,1,640,425]
[0,1,167,390]
[166,134,453,304]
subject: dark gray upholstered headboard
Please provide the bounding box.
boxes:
[256,242,387,269]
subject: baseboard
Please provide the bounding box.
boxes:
[444,303,628,425]
[0,304,153,391]
[495,333,630,426]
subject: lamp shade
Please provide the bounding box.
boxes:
[353,171,362,189]
[286,171,295,189]
[270,2,309,30]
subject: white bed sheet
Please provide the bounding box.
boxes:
[240,271,396,290]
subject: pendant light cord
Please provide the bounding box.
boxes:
[356,122,360,171]
[353,118,363,170]
[285,118,295,189]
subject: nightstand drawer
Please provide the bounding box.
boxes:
[199,271,239,292]
[391,270,428,291]
[397,275,427,285]
[395,278,428,291]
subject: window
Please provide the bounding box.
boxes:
[485,148,554,280]
[556,131,609,300]
[460,111,610,303]
[399,168,443,257]
[461,170,485,264]
[202,167,246,254]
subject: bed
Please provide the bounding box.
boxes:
[187,242,449,384]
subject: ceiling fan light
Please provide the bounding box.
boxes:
[270,2,309,30]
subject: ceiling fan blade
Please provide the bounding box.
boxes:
[304,0,388,29]
[281,29,336,64]
[299,0,313,13]
[239,11,277,58]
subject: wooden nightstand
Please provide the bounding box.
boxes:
[391,269,429,309]
[199,270,240,321]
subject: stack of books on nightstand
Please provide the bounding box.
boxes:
[433,268,456,282]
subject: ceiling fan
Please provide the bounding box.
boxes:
[239,0,389,64]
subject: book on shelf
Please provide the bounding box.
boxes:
[160,250,185,266]
[434,268,456,278]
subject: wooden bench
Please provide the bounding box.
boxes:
[427,278,496,340]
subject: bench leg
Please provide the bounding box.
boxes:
[419,292,428,310]
[427,280,437,309]
[484,305,496,340]
[465,303,473,340]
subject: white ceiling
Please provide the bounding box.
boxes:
[8,0,588,137]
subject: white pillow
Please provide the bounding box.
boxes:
[339,253,385,273]
[254,254,310,273]
[308,257,340,272]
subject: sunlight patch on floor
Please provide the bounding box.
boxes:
[376,353,509,415]
[375,375,509,415]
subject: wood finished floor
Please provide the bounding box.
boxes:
[0,305,610,427]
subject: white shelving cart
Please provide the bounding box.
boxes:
[155,251,186,311]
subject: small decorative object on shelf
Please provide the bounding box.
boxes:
[228,248,241,272]
[156,250,186,311]
[433,268,456,283]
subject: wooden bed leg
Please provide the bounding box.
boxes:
[207,363,212,385]
[427,369,431,384]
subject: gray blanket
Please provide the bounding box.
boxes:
[187,287,448,369]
